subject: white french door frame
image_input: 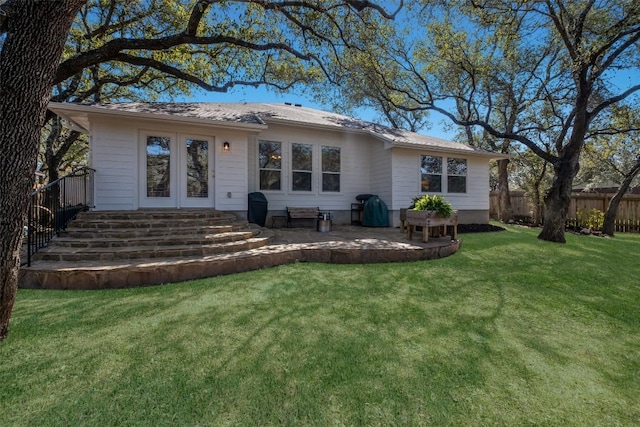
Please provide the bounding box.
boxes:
[138,131,215,208]
[179,134,215,208]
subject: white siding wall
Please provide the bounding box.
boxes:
[391,148,491,211]
[88,114,491,223]
[369,143,393,206]
[91,119,137,210]
[247,124,372,212]
[214,130,249,211]
[90,116,251,210]
[247,135,257,194]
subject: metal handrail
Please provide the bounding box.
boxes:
[24,167,95,266]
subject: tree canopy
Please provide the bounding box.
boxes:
[327,0,640,242]
[579,105,640,235]
[42,0,404,182]
[52,0,402,94]
[0,0,399,340]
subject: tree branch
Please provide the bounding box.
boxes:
[109,52,303,92]
[0,0,18,33]
[82,1,147,40]
[589,84,640,120]
[55,32,318,84]
[590,27,640,82]
[185,0,212,36]
[428,103,557,163]
[55,0,397,85]
[346,0,403,18]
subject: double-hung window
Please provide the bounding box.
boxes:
[258,140,282,191]
[291,143,312,191]
[420,155,442,192]
[321,146,341,192]
[447,158,467,193]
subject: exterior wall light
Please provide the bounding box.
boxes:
[223,141,230,152]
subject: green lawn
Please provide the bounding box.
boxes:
[1,225,639,426]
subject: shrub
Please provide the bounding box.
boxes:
[410,194,454,217]
[577,208,604,231]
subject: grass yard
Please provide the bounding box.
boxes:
[1,225,639,426]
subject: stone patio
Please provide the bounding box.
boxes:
[19,212,460,290]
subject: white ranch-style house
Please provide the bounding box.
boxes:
[48,102,505,226]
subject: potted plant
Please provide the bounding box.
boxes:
[408,194,453,217]
[404,195,457,242]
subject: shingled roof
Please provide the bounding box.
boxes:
[49,102,504,158]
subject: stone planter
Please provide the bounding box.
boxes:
[405,209,458,242]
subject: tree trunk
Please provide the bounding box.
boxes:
[496,159,513,222]
[602,160,640,236]
[531,160,548,225]
[532,188,543,225]
[538,156,579,243]
[44,116,63,185]
[538,77,591,244]
[44,120,62,213]
[0,0,86,341]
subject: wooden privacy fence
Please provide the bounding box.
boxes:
[490,191,640,233]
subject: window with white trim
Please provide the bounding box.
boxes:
[258,140,282,191]
[321,146,341,192]
[420,155,442,192]
[447,157,467,193]
[291,143,312,191]
[146,135,172,198]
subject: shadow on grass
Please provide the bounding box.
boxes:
[3,226,640,425]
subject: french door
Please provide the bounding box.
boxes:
[139,132,214,208]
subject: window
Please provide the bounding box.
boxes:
[146,136,171,197]
[447,158,467,193]
[291,143,312,191]
[259,140,282,191]
[186,138,209,198]
[321,146,341,192]
[420,155,442,192]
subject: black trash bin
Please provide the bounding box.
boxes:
[247,192,268,227]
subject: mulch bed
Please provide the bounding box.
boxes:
[457,223,506,233]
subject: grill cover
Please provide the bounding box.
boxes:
[362,196,389,227]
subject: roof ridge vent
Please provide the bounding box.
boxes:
[294,103,302,107]
[284,102,292,105]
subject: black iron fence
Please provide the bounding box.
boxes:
[24,167,95,266]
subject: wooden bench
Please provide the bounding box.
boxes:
[287,207,319,228]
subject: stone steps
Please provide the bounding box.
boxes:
[73,209,234,221]
[34,236,270,262]
[19,243,288,290]
[33,209,267,262]
[68,209,239,231]
[68,216,239,229]
[21,209,276,286]
[59,224,241,239]
[50,230,254,248]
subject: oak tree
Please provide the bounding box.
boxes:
[329,0,640,242]
[0,0,399,340]
[579,105,640,235]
